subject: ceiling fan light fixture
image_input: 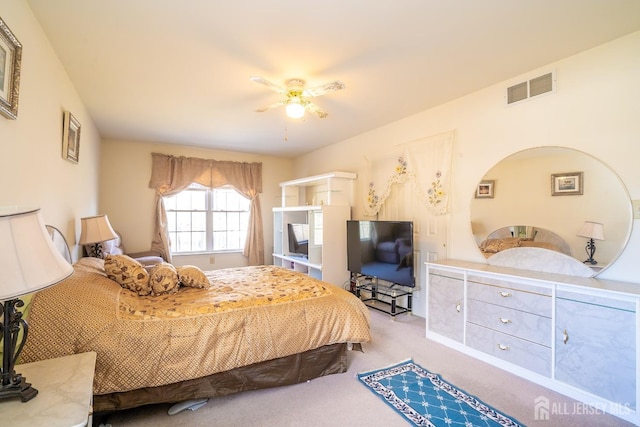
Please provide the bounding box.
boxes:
[286,102,305,119]
[252,76,343,119]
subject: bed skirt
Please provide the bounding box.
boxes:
[93,342,348,413]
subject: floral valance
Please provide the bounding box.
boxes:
[363,131,454,217]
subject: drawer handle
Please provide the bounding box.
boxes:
[497,344,510,351]
[499,291,512,297]
[563,329,569,345]
[455,303,461,313]
[498,317,511,324]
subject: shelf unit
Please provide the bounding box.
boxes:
[279,171,356,207]
[272,172,356,286]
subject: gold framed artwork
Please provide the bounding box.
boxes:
[551,171,583,196]
[62,111,81,164]
[475,180,495,199]
[0,16,22,120]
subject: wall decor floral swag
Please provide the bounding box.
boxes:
[363,132,453,217]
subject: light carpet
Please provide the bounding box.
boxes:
[98,310,632,426]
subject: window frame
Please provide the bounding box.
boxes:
[163,184,250,255]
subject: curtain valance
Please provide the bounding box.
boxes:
[149,153,264,265]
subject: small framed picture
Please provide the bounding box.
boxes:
[551,171,583,196]
[62,111,81,164]
[475,180,495,199]
[0,17,22,120]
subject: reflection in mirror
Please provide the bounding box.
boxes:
[477,226,572,258]
[470,147,632,276]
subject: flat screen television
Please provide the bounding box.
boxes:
[287,223,309,257]
[346,220,414,287]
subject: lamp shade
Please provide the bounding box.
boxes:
[79,214,117,245]
[577,221,605,241]
[0,207,73,301]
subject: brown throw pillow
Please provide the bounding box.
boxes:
[176,265,210,289]
[148,262,180,296]
[104,254,151,296]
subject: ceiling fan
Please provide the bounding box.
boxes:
[250,76,345,119]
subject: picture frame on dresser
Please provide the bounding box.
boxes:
[0,16,22,120]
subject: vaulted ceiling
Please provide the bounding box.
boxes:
[27,0,640,157]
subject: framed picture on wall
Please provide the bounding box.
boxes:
[0,17,22,120]
[551,171,583,196]
[62,111,81,164]
[475,180,495,198]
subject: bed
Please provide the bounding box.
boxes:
[478,226,572,258]
[20,257,371,413]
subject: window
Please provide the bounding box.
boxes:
[163,184,250,253]
[359,220,372,240]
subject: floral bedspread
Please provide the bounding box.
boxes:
[119,266,332,319]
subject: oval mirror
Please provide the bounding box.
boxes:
[470,147,632,276]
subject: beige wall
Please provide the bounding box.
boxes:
[294,32,640,315]
[99,140,294,270]
[6,0,640,311]
[0,1,102,261]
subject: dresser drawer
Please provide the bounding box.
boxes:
[467,299,551,346]
[467,279,551,316]
[466,322,551,376]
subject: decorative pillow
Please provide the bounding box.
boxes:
[176,265,210,289]
[148,262,180,296]
[104,254,151,296]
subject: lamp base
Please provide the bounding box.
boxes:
[85,242,105,258]
[583,238,598,265]
[0,375,38,402]
[2,299,37,402]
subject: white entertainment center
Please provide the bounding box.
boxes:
[272,171,356,287]
[426,259,639,425]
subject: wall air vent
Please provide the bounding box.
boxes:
[506,72,555,105]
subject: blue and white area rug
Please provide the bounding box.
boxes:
[358,359,524,427]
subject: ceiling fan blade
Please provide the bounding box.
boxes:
[256,100,287,113]
[305,102,328,119]
[303,80,345,98]
[250,76,287,94]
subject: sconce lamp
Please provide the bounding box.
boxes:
[79,214,117,258]
[0,207,73,402]
[577,221,605,265]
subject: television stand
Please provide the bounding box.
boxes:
[354,276,412,318]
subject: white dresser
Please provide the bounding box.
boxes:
[426,260,639,425]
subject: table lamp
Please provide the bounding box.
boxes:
[0,207,73,402]
[79,214,117,258]
[577,221,605,265]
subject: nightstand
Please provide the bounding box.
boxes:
[3,352,96,427]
